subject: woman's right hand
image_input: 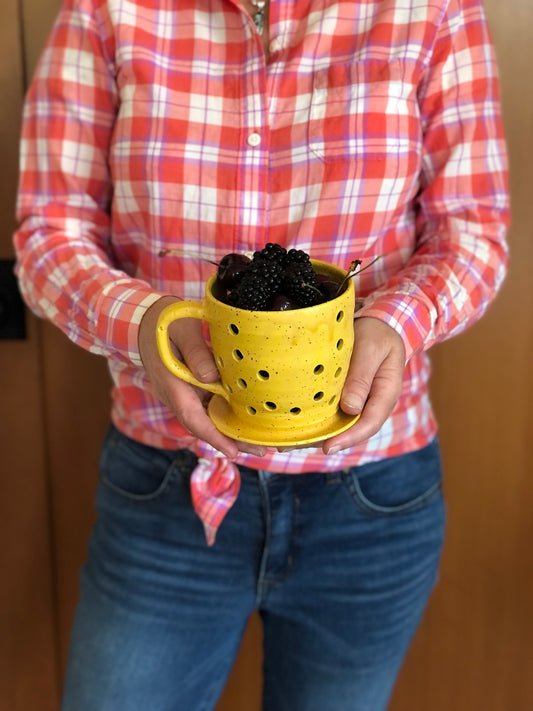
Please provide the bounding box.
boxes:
[138,295,266,458]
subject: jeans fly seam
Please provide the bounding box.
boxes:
[288,491,301,574]
[256,471,272,605]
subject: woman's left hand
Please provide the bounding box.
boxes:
[322,316,406,455]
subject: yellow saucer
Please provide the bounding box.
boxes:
[207,395,360,447]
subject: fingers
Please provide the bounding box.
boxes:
[169,317,219,383]
[341,321,402,418]
[168,320,267,455]
[166,376,240,458]
[323,317,405,454]
[165,376,267,457]
[139,296,267,458]
[236,442,269,457]
[139,297,235,456]
[339,342,382,417]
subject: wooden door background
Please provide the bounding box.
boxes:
[1,1,531,709]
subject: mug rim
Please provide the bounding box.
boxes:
[208,258,354,314]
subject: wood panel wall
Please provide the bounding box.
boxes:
[1,1,531,710]
[19,0,112,674]
[0,2,59,709]
[390,2,533,706]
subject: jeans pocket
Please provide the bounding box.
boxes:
[99,426,182,501]
[342,439,443,517]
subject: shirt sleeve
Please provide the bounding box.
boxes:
[13,0,163,366]
[355,0,510,361]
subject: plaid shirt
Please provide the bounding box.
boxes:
[15,0,509,539]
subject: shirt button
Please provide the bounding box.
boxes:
[247,132,262,147]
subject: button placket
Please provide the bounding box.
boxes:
[269,37,282,54]
[237,53,270,246]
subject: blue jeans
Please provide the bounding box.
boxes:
[61,425,445,711]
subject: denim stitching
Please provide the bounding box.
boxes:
[99,428,197,503]
[341,471,442,517]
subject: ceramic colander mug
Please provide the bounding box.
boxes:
[155,260,360,446]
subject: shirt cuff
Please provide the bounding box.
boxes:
[354,293,434,361]
[94,281,165,366]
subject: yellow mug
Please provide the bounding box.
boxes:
[156,259,359,446]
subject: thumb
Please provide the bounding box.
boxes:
[170,317,219,383]
[341,340,381,415]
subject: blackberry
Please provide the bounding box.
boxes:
[248,258,283,291]
[254,242,287,264]
[227,278,271,310]
[283,248,311,267]
[282,262,322,307]
[228,260,283,310]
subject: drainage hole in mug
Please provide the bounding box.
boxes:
[247,406,257,415]
[258,370,269,381]
[328,395,337,405]
[290,407,301,415]
[238,378,247,389]
[314,392,324,401]
[233,349,244,361]
[336,310,345,322]
[314,364,324,375]
[229,324,239,335]
[217,356,225,369]
[264,401,277,411]
[336,339,344,350]
[334,367,342,378]
[225,383,234,395]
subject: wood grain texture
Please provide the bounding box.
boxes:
[0,322,59,711]
[39,324,111,672]
[390,0,533,707]
[0,0,24,248]
[0,1,59,709]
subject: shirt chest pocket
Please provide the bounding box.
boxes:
[308,60,417,169]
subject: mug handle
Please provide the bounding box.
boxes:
[156,300,228,399]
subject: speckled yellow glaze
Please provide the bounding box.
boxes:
[156,260,359,445]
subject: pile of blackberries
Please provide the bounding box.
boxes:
[216,243,339,311]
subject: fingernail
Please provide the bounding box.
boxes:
[326,445,341,456]
[197,361,217,379]
[342,395,362,413]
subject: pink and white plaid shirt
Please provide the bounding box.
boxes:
[15,0,509,543]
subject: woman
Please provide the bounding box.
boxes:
[14,0,509,708]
